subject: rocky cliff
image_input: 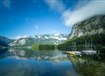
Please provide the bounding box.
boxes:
[68,15,105,39]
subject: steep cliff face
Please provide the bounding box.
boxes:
[68,15,105,39]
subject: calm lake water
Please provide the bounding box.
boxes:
[0,48,79,76]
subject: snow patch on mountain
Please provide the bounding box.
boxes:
[9,34,68,46]
[51,36,67,40]
[19,39,26,45]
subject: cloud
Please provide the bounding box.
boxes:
[45,0,105,27]
[63,0,105,26]
[52,30,60,36]
[45,0,65,13]
[3,0,11,8]
[74,0,90,10]
[15,35,29,39]
[35,25,38,30]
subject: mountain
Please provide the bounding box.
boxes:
[58,15,105,51]
[0,36,12,47]
[9,34,68,47]
[9,37,35,47]
[34,34,67,44]
[68,15,105,39]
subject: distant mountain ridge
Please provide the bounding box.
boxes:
[0,36,12,47]
[9,34,68,47]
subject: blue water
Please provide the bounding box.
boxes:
[0,48,79,76]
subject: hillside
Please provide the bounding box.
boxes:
[58,15,105,51]
[0,36,12,47]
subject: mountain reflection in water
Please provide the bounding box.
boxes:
[0,48,79,76]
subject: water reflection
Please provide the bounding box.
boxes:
[0,48,10,59]
[7,48,68,61]
[0,48,79,76]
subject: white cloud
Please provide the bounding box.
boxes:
[74,0,90,10]
[45,0,105,27]
[63,0,105,27]
[45,0,65,13]
[35,25,38,30]
[52,30,60,36]
[15,35,29,39]
[3,0,11,9]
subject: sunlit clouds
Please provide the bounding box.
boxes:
[45,0,105,27]
[63,0,105,26]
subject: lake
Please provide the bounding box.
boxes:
[0,48,79,76]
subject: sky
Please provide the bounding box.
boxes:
[0,0,105,38]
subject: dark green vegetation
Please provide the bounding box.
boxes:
[58,34,105,51]
[32,44,39,50]
[32,44,55,50]
[38,44,55,50]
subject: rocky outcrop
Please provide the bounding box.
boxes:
[68,15,105,39]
